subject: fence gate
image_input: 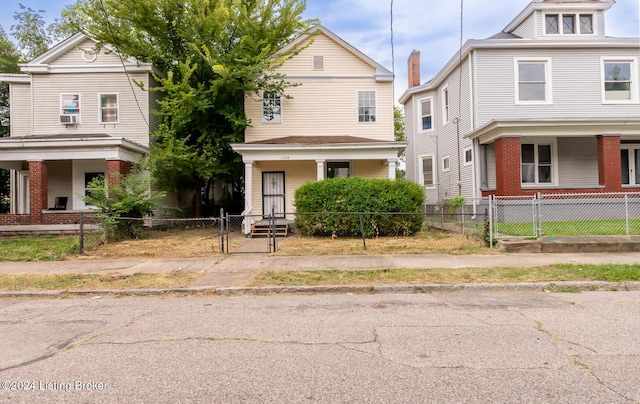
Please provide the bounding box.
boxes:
[222,211,279,254]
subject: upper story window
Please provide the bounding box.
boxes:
[545,13,594,35]
[262,91,282,124]
[602,59,638,103]
[419,97,433,131]
[313,56,324,70]
[515,58,552,104]
[99,94,119,124]
[61,94,80,115]
[357,91,376,123]
[442,86,449,125]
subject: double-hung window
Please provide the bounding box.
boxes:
[61,94,80,115]
[262,92,282,123]
[441,86,449,124]
[99,94,119,124]
[357,91,376,122]
[602,59,637,103]
[515,58,552,104]
[420,155,434,187]
[521,142,555,185]
[442,155,450,172]
[419,97,433,131]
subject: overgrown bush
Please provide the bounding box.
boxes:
[84,165,166,240]
[294,178,424,237]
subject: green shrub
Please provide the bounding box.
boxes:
[294,178,424,237]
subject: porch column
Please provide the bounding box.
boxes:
[28,160,48,224]
[387,158,398,179]
[316,160,325,181]
[494,137,522,196]
[244,161,254,213]
[107,159,132,187]
[597,135,622,192]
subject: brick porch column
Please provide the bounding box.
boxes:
[597,135,622,192]
[494,137,522,196]
[28,160,48,224]
[107,160,132,187]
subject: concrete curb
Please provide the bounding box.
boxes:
[1,281,640,298]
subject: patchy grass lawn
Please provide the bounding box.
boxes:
[0,271,202,291]
[247,263,640,287]
[0,235,79,261]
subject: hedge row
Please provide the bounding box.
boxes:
[294,178,425,237]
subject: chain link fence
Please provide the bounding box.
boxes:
[489,192,640,244]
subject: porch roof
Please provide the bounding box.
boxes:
[0,133,148,164]
[466,118,640,145]
[231,136,406,162]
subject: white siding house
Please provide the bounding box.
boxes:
[401,0,640,206]
[0,33,156,226]
[232,25,405,220]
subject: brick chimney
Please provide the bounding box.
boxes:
[408,50,421,88]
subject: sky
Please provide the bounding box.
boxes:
[1,0,639,101]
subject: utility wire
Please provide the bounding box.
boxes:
[455,0,464,196]
[390,0,395,103]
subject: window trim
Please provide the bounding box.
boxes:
[442,155,451,173]
[60,93,81,116]
[514,57,553,105]
[419,154,435,188]
[441,85,449,125]
[417,96,434,133]
[601,57,639,104]
[357,90,377,123]
[261,91,282,124]
[98,93,119,124]
[621,145,640,186]
[463,147,473,166]
[544,12,595,35]
[326,161,351,179]
[520,138,559,187]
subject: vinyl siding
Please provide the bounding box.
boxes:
[245,32,393,142]
[10,83,32,136]
[486,143,496,190]
[352,160,388,179]
[512,12,536,39]
[49,39,126,66]
[30,72,150,145]
[556,137,599,188]
[475,47,640,126]
[251,161,316,216]
[47,160,72,208]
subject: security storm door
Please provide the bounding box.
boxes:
[262,171,285,218]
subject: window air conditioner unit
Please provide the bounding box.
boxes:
[60,114,79,124]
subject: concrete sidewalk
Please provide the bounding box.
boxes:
[2,252,640,288]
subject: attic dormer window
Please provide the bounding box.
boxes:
[545,13,593,35]
[313,56,324,70]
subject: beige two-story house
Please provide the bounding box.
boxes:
[0,33,159,226]
[232,25,406,220]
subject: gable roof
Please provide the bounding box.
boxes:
[278,25,393,82]
[19,33,155,74]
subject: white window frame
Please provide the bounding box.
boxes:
[442,155,451,172]
[326,161,351,179]
[262,91,282,124]
[544,13,595,35]
[520,138,559,187]
[621,145,640,186]
[601,57,638,104]
[98,93,119,124]
[357,90,377,123]
[514,57,553,105]
[441,85,449,125]
[417,96,434,133]
[463,147,473,166]
[60,93,81,116]
[419,154,435,188]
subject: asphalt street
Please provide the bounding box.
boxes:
[1,291,639,403]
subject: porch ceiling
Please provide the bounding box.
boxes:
[231,136,406,161]
[0,134,148,162]
[467,118,640,145]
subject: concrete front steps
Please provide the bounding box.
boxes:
[497,235,640,253]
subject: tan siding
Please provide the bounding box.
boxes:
[47,160,72,208]
[10,83,32,136]
[49,39,127,66]
[246,80,393,141]
[30,72,150,145]
[352,160,387,179]
[279,34,377,77]
[252,161,316,216]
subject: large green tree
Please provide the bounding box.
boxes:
[60,0,314,216]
